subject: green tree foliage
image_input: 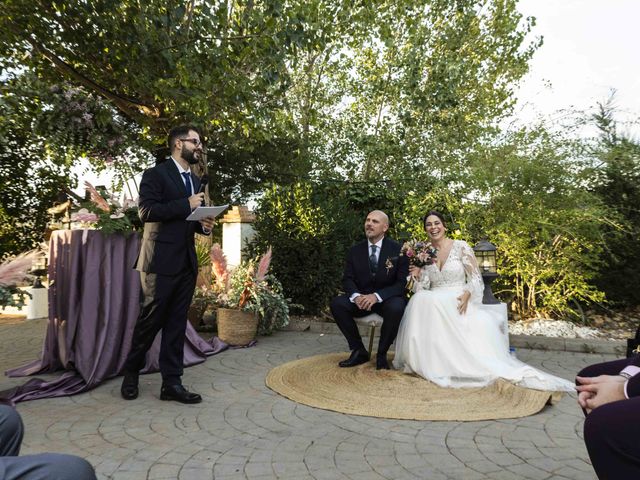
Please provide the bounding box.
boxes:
[252,178,467,315]
[0,71,148,256]
[250,182,367,315]
[0,0,323,200]
[0,75,76,257]
[1,0,625,316]
[589,99,640,305]
[0,0,539,190]
[465,127,607,319]
[298,0,539,181]
[253,127,609,320]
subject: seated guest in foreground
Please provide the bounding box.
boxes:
[331,210,409,370]
[393,210,574,392]
[576,355,640,479]
[0,404,96,480]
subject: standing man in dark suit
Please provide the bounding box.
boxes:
[575,354,640,479]
[331,210,409,370]
[120,125,215,404]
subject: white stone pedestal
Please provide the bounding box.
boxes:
[26,287,48,319]
[220,206,256,268]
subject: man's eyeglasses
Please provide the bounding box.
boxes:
[179,138,202,147]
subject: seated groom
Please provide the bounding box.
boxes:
[331,210,409,370]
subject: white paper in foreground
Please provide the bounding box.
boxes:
[186,204,229,221]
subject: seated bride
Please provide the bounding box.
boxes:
[392,210,574,392]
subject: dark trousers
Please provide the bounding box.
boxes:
[0,405,96,480]
[330,295,406,355]
[123,267,196,385]
[577,357,640,479]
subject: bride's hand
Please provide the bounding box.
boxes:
[457,291,471,315]
[408,265,421,279]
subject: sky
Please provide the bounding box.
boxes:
[512,0,640,137]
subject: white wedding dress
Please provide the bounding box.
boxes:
[393,240,574,392]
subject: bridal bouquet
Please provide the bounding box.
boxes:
[400,240,438,268]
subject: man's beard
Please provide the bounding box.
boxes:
[182,146,200,165]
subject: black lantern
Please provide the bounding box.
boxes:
[473,240,499,304]
[31,255,48,289]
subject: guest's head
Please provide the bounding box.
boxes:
[423,210,447,242]
[168,125,203,165]
[365,210,389,243]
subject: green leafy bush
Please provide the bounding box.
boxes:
[250,181,413,315]
[251,165,609,321]
[0,285,31,310]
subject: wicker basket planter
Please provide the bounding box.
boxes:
[216,307,258,346]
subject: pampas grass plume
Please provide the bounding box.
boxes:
[255,247,272,282]
[0,250,41,286]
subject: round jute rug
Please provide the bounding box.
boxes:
[266,353,565,421]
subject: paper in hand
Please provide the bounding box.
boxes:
[186,204,229,221]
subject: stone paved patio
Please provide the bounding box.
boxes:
[1,319,614,480]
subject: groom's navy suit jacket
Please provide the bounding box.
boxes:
[135,159,206,276]
[342,237,408,301]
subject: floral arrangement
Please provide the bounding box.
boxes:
[400,240,438,268]
[70,181,141,235]
[0,251,41,309]
[201,244,290,335]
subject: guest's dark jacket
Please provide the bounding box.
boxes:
[342,237,408,301]
[135,159,206,275]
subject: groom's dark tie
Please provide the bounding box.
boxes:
[369,245,378,274]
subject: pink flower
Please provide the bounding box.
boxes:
[71,208,99,222]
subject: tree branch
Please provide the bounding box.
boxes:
[27,38,161,119]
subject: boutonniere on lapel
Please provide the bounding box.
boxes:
[385,257,396,275]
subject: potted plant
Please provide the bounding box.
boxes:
[208,244,290,345]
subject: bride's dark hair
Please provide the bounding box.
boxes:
[422,210,447,232]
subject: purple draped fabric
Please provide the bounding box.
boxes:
[3,230,228,403]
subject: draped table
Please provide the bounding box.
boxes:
[2,229,227,403]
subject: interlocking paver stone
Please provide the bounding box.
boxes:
[0,318,611,480]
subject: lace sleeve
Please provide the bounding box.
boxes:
[412,266,431,292]
[460,241,484,304]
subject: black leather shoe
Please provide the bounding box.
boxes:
[160,385,202,404]
[120,372,139,400]
[338,348,370,368]
[376,354,390,370]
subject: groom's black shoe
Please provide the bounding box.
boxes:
[376,354,390,370]
[120,372,139,400]
[338,348,370,368]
